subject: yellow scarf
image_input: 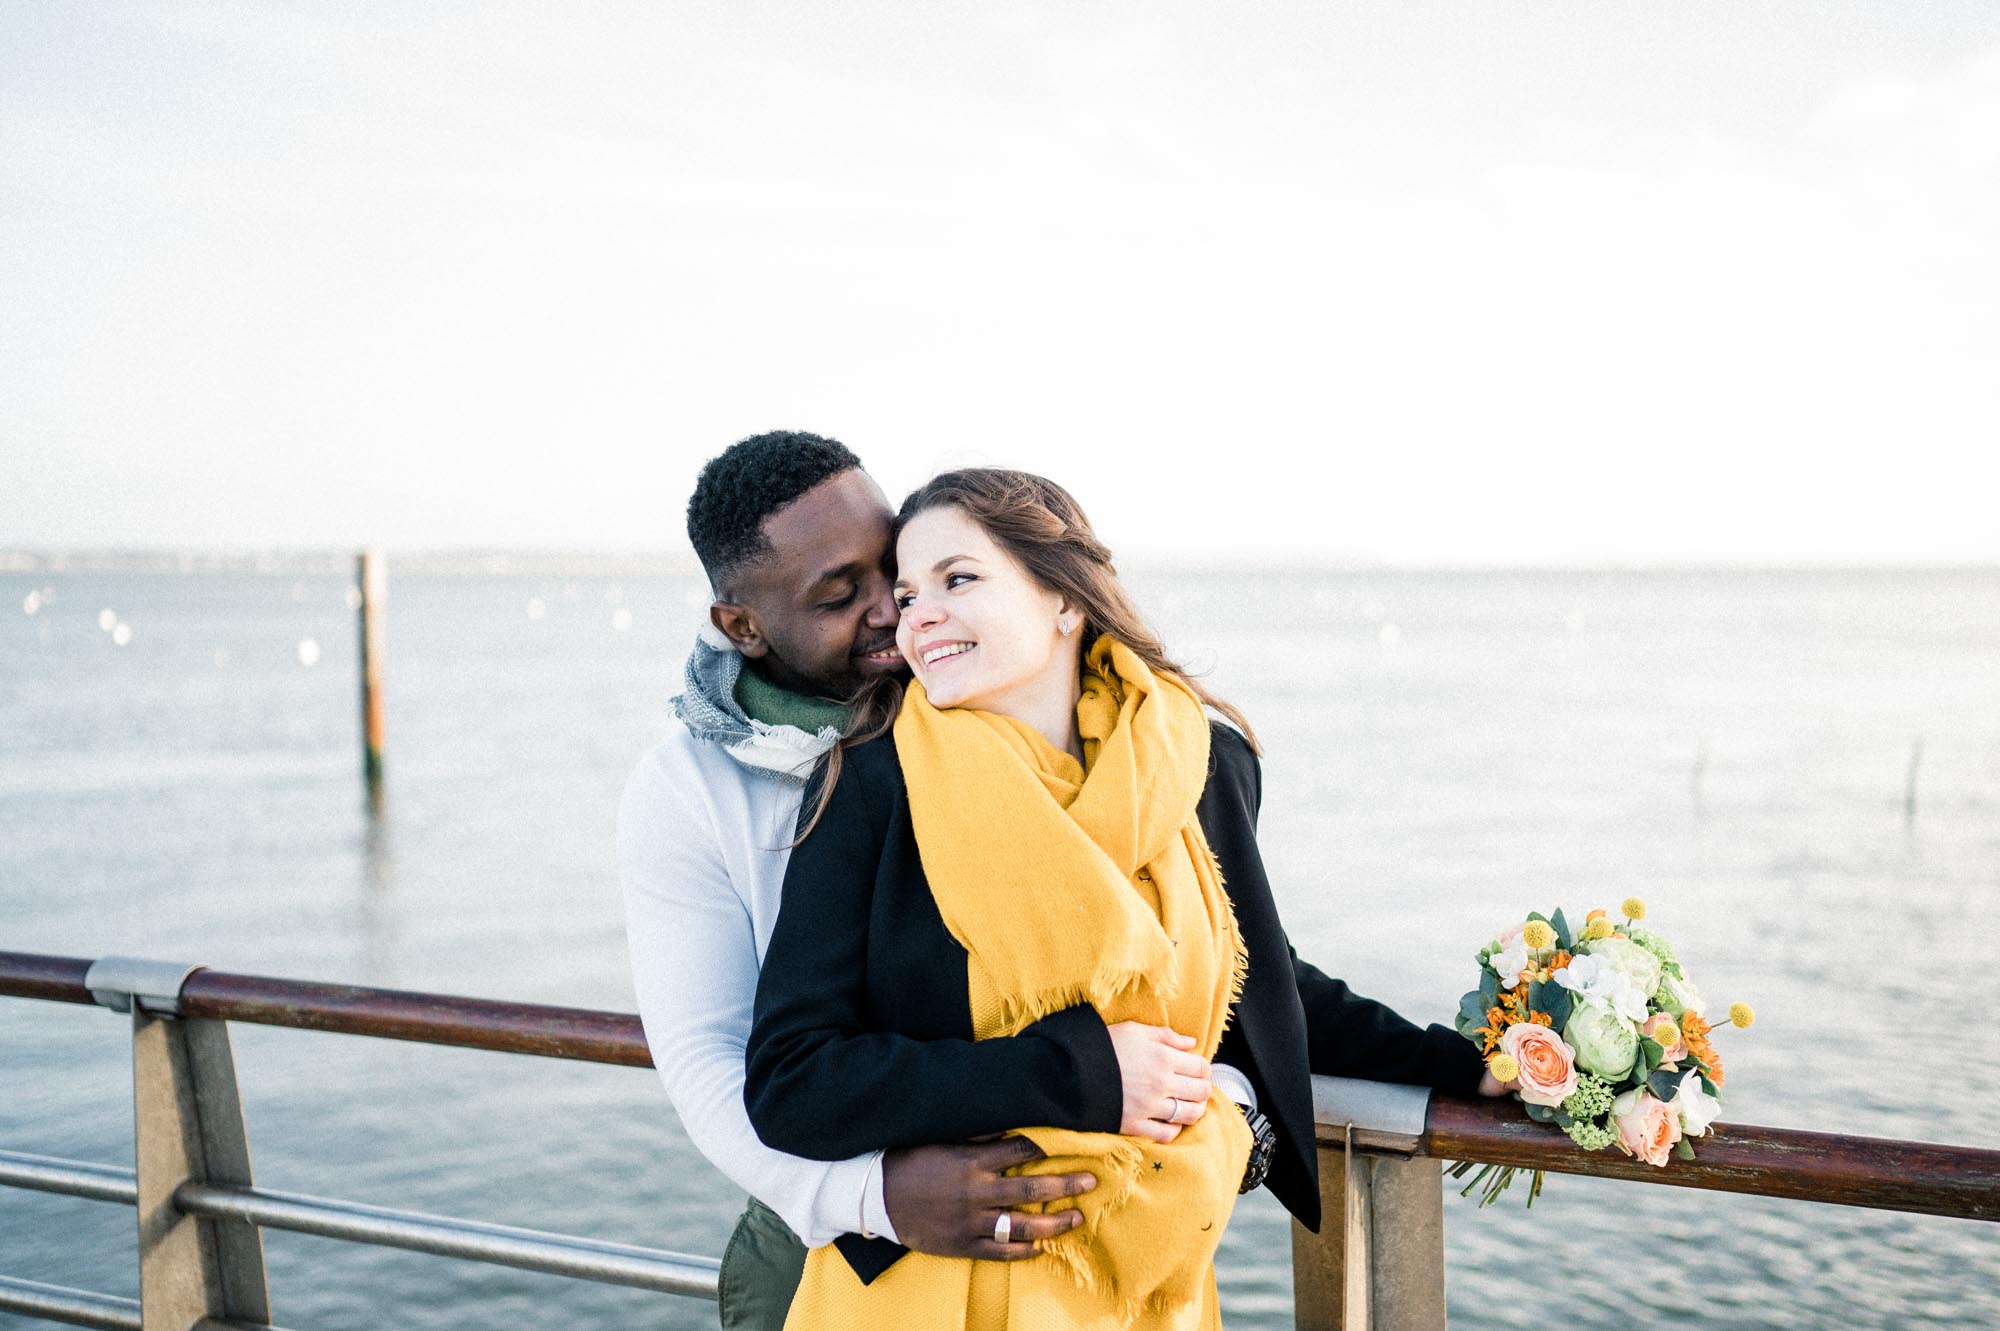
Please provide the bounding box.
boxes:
[783,637,1251,1330]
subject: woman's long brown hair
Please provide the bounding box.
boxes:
[800,467,1259,840]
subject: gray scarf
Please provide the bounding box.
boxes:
[672,627,842,783]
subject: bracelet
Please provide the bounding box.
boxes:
[859,1148,885,1239]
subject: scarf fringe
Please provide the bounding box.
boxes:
[1028,1133,1145,1296]
[1198,836,1250,1045]
[989,967,1169,1039]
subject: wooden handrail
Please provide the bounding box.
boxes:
[6,951,1995,1224]
[0,952,652,1066]
[1416,1096,2000,1223]
[179,970,653,1067]
[0,953,92,1005]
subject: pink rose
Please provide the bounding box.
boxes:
[1499,1022,1579,1108]
[1641,1013,1687,1063]
[1611,1090,1682,1167]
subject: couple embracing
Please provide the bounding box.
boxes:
[620,431,1504,1331]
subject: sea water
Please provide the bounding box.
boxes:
[2,564,1996,1330]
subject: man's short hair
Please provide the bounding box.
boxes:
[686,430,862,590]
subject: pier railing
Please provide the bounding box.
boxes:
[2,950,1994,1331]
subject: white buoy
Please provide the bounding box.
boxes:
[612,607,634,632]
[111,623,132,647]
[298,638,322,667]
[98,608,117,631]
[526,597,547,621]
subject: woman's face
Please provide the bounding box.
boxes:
[894,505,1079,716]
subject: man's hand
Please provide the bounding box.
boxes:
[1477,1068,1512,1097]
[882,1137,1095,1260]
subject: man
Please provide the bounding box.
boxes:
[619,431,1101,1331]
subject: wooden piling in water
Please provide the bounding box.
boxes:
[358,551,386,796]
[1905,736,1922,821]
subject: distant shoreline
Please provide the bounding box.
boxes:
[4,549,1996,578]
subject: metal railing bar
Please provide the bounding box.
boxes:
[0,1151,138,1206]
[173,1181,721,1300]
[0,1274,140,1331]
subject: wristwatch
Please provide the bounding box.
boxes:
[1238,1102,1277,1194]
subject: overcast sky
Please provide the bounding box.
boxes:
[4,3,1996,565]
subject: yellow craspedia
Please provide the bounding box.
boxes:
[1728,1002,1755,1029]
[1582,918,1616,942]
[1487,1052,1521,1083]
[1522,920,1556,951]
[1621,897,1647,921]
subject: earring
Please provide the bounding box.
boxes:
[1059,619,1073,637]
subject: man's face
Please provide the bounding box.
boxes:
[713,469,907,699]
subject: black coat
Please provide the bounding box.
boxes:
[746,723,1482,1281]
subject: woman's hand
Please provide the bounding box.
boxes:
[1107,1022,1213,1143]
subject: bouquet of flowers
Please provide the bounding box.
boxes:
[1450,897,1753,1207]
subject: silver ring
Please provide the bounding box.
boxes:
[1166,1096,1184,1124]
[993,1212,1012,1244]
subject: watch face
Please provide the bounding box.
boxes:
[1239,1106,1278,1194]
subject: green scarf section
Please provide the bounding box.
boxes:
[734,665,854,735]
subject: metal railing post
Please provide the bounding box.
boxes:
[1290,1126,1356,1330]
[86,958,271,1331]
[1291,1079,1446,1331]
[1353,1155,1447,1330]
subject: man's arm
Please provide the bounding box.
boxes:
[619,743,885,1249]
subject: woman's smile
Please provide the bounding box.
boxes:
[918,640,976,668]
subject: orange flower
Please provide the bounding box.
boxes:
[1679,1011,1725,1085]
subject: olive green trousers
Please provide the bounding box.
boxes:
[716,1196,808,1331]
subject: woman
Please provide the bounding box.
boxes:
[746,469,1491,1329]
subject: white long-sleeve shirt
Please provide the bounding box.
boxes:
[618,719,896,1248]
